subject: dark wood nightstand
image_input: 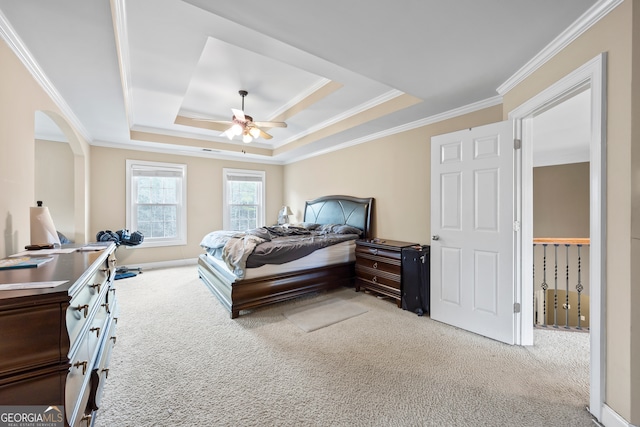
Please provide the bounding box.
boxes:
[355,238,418,307]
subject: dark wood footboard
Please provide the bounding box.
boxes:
[198,255,355,318]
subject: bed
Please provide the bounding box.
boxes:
[197,195,373,318]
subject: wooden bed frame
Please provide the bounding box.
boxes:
[198,195,373,318]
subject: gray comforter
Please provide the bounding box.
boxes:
[200,225,361,279]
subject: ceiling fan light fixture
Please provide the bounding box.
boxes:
[249,127,261,139]
[242,134,253,143]
[231,123,243,136]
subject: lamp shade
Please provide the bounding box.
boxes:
[282,206,293,216]
[30,202,61,246]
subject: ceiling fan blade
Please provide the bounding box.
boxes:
[259,129,273,140]
[231,108,245,122]
[175,115,233,132]
[254,121,287,128]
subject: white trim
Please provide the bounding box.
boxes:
[283,95,503,164]
[125,159,188,247]
[118,257,198,271]
[601,404,633,427]
[0,10,93,142]
[509,53,606,422]
[222,168,266,230]
[497,0,622,95]
[110,0,135,127]
[267,78,332,120]
[273,89,405,149]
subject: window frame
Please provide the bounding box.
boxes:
[125,159,187,248]
[222,168,266,231]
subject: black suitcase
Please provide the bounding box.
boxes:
[401,245,430,316]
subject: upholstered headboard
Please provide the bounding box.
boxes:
[303,195,373,238]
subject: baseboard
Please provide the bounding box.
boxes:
[601,404,634,427]
[118,258,198,272]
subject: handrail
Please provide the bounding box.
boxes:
[533,238,590,245]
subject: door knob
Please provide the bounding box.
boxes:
[432,235,440,241]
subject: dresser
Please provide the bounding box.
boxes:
[355,239,418,307]
[0,243,118,427]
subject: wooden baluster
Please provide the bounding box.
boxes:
[541,244,548,327]
[553,244,559,328]
[565,244,570,329]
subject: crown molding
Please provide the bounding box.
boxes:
[284,95,503,164]
[0,10,92,142]
[497,0,623,95]
[275,89,405,149]
[110,0,134,127]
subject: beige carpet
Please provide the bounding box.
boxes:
[283,296,368,332]
[95,266,595,427]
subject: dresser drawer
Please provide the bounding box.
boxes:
[65,330,92,426]
[66,266,109,346]
[88,308,118,412]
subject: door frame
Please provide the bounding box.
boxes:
[509,53,606,420]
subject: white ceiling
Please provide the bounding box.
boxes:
[0,0,602,164]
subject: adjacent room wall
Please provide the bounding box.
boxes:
[89,146,284,267]
[533,162,590,238]
[35,139,74,239]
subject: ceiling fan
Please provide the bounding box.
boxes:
[199,90,287,143]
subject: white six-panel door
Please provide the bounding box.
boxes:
[430,121,516,344]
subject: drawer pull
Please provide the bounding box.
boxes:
[100,267,109,273]
[102,302,110,313]
[76,304,89,318]
[372,262,378,269]
[90,283,101,293]
[114,317,118,324]
[81,413,92,426]
[109,288,116,294]
[102,368,110,379]
[90,327,101,337]
[74,360,88,375]
[372,276,378,283]
[110,336,117,344]
[110,258,117,265]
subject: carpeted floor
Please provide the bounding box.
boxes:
[95,266,594,427]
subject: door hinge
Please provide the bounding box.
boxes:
[513,220,520,232]
[514,138,521,149]
[514,302,521,313]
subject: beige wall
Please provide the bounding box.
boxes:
[284,105,503,243]
[0,39,90,258]
[533,163,590,238]
[35,139,75,239]
[89,146,284,267]
[2,2,639,423]
[502,2,637,422]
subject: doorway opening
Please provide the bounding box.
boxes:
[511,53,606,420]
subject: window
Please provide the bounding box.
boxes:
[223,168,265,231]
[126,160,187,247]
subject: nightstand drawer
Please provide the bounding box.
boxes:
[355,265,401,289]
[355,245,402,260]
[355,255,401,276]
